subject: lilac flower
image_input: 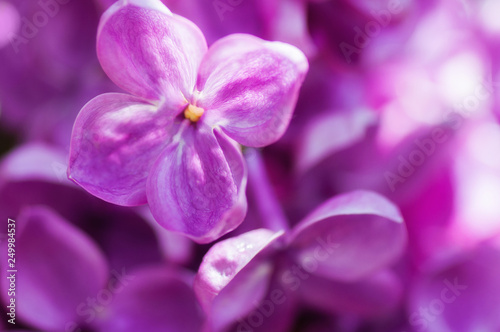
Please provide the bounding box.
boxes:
[289,102,500,268]
[0,143,193,269]
[0,205,203,332]
[0,0,104,141]
[194,190,407,331]
[68,0,308,243]
[96,265,204,332]
[1,206,108,331]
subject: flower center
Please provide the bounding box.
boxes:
[184,104,204,122]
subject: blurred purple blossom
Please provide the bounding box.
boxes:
[0,206,203,332]
[195,190,407,331]
[0,0,113,148]
[0,143,187,269]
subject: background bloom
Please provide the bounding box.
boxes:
[1,0,500,331]
[0,206,203,332]
[195,190,407,332]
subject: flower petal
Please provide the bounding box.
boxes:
[97,0,207,101]
[194,229,282,309]
[1,206,108,331]
[146,123,247,243]
[288,190,407,281]
[96,267,203,332]
[68,93,175,206]
[197,34,308,147]
[410,242,500,332]
[210,259,275,332]
[0,143,69,185]
[194,229,284,331]
[296,109,376,173]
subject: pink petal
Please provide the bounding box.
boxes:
[68,93,176,206]
[288,190,407,281]
[209,259,275,332]
[409,242,500,332]
[194,229,284,331]
[146,123,247,243]
[97,0,207,101]
[96,267,203,332]
[194,229,282,310]
[0,143,69,184]
[1,206,108,331]
[296,109,376,173]
[196,34,308,147]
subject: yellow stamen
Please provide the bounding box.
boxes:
[184,104,204,122]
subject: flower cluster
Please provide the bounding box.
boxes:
[1,0,500,331]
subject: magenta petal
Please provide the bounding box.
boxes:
[68,93,175,206]
[194,229,282,310]
[289,190,407,281]
[410,242,500,332]
[1,206,108,331]
[299,269,403,317]
[0,143,69,184]
[96,267,203,332]
[296,109,375,173]
[197,34,308,147]
[97,0,207,101]
[194,229,284,331]
[146,124,247,243]
[210,259,274,332]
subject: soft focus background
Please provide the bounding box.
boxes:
[1,0,500,331]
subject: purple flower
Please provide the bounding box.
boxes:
[0,143,193,269]
[68,0,308,243]
[0,206,203,332]
[1,206,108,331]
[0,0,104,139]
[194,190,407,331]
